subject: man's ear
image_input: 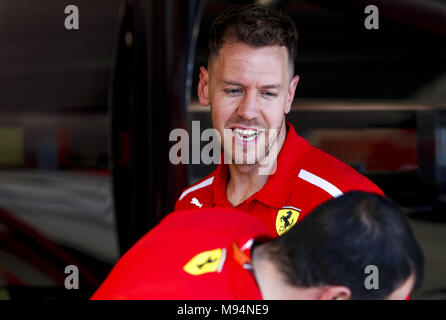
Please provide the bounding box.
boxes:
[285,75,299,114]
[198,66,210,107]
[319,286,351,300]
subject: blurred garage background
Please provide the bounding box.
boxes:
[0,0,445,299]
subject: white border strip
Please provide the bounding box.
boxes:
[179,176,214,200]
[281,206,302,212]
[217,248,226,273]
[240,239,254,252]
[298,169,344,198]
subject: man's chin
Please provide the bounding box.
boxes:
[223,150,269,166]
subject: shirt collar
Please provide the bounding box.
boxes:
[213,158,232,207]
[212,122,309,209]
[253,122,308,208]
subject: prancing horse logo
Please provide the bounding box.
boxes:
[183,248,225,276]
[197,257,217,269]
[281,211,294,229]
[275,206,301,236]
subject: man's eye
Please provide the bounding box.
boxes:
[225,88,241,95]
[262,91,276,97]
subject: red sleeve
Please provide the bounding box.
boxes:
[352,180,385,197]
[174,196,188,211]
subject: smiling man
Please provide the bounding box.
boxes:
[175,4,383,237]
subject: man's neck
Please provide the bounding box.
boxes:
[226,164,269,206]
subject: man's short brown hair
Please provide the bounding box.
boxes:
[208,4,298,72]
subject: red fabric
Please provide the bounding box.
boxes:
[175,122,383,237]
[91,208,269,300]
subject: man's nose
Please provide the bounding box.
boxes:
[236,91,259,120]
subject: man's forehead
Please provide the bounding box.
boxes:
[211,43,288,81]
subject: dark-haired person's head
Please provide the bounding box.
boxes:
[252,192,424,300]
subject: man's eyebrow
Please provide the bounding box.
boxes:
[222,80,283,89]
[222,80,244,87]
[259,84,283,90]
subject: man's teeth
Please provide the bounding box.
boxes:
[233,128,258,142]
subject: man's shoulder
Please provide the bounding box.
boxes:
[174,170,217,211]
[279,142,383,218]
[295,143,383,196]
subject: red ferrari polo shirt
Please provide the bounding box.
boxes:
[91,208,270,300]
[175,122,384,237]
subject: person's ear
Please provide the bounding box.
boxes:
[285,75,299,114]
[319,286,351,300]
[198,66,211,107]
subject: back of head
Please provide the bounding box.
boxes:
[264,191,424,299]
[208,4,298,73]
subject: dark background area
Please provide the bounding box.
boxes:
[0,0,445,300]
